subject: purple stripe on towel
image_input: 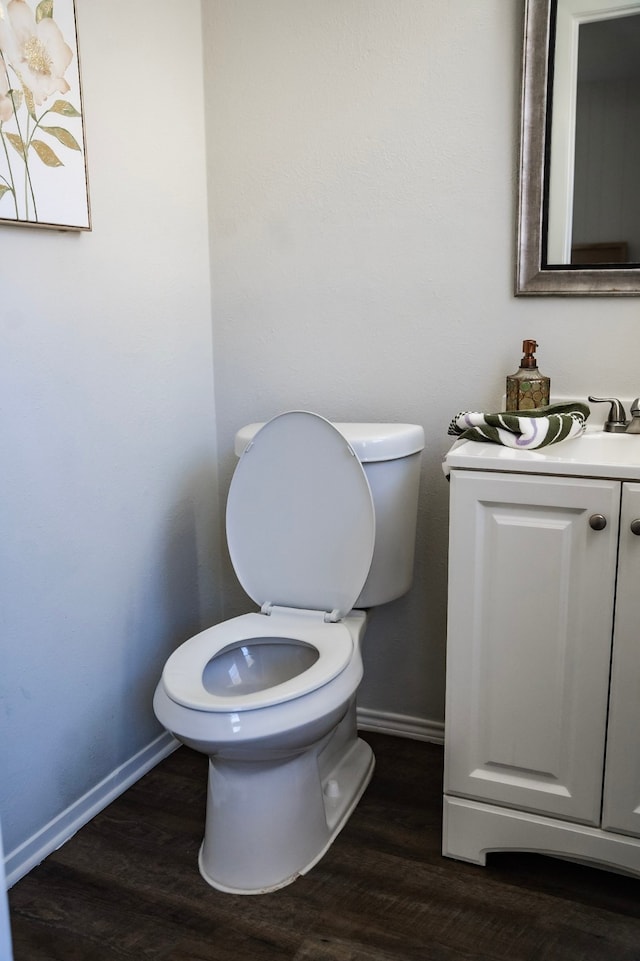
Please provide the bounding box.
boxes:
[515,420,538,446]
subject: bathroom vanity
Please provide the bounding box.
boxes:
[443,431,640,876]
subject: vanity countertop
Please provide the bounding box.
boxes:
[444,428,640,482]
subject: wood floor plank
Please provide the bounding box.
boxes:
[8,733,640,961]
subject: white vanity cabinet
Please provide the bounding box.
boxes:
[443,442,640,877]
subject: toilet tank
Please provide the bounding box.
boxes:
[235,420,424,609]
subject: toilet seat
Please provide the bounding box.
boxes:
[162,412,376,715]
[161,611,355,712]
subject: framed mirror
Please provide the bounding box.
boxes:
[516,0,640,294]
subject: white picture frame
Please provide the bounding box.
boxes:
[0,0,91,230]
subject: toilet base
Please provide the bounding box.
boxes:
[198,722,374,894]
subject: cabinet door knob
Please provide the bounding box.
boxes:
[589,514,607,531]
[631,519,640,535]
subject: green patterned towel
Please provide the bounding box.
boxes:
[448,402,590,449]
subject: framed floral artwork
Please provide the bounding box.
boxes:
[0,0,90,230]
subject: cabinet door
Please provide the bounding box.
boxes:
[602,482,640,838]
[445,470,619,824]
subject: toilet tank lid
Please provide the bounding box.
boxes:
[235,421,424,462]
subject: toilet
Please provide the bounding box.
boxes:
[153,411,424,894]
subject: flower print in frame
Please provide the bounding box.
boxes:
[0,0,90,230]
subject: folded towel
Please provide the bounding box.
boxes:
[448,402,590,450]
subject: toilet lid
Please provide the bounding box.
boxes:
[226,411,376,621]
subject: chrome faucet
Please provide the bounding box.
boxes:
[588,396,628,433]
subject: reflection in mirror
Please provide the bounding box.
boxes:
[547,0,640,265]
[516,0,640,294]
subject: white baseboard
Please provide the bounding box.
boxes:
[5,731,178,888]
[357,707,444,744]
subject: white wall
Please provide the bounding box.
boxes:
[1,0,221,877]
[203,0,640,732]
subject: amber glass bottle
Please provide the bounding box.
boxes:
[506,340,550,411]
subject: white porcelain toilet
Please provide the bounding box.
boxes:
[153,411,424,894]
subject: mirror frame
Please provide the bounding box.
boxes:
[516,0,640,295]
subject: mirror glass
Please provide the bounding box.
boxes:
[516,0,640,294]
[547,0,640,266]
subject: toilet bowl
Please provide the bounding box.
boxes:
[153,410,424,894]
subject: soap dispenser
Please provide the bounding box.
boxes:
[506,339,550,411]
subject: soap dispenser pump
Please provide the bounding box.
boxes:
[506,339,550,411]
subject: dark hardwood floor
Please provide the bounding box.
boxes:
[8,732,640,961]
